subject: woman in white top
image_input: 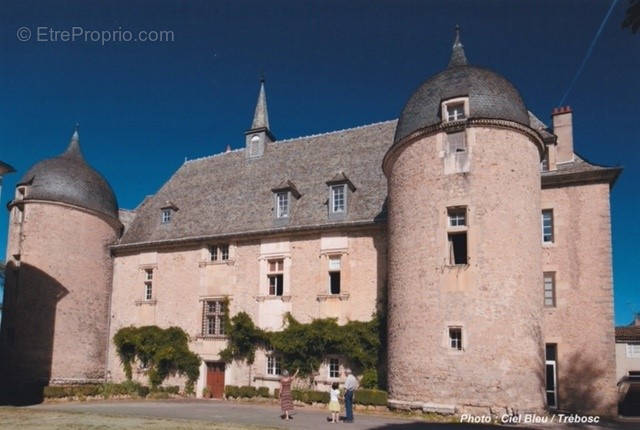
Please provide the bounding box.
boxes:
[328,382,340,423]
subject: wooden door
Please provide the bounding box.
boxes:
[206,362,225,398]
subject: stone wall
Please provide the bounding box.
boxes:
[541,183,617,415]
[385,126,545,414]
[0,201,118,387]
[107,227,386,395]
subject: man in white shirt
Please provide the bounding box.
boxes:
[343,368,358,422]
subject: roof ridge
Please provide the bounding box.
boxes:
[273,119,397,143]
[184,119,397,165]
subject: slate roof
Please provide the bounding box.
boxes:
[616,325,640,342]
[18,136,119,220]
[117,120,397,247]
[394,30,530,144]
[542,154,621,188]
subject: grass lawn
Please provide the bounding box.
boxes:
[0,407,279,430]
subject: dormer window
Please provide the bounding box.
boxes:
[331,185,346,213]
[447,103,466,121]
[326,172,356,218]
[160,201,178,224]
[15,186,26,200]
[271,180,300,221]
[442,97,469,123]
[161,209,171,224]
[276,192,289,218]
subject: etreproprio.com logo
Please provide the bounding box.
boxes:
[17,26,175,45]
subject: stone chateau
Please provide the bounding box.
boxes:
[0,30,622,415]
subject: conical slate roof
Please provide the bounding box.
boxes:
[18,127,119,219]
[394,27,530,143]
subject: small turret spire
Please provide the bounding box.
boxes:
[64,123,83,158]
[251,77,270,130]
[448,25,468,68]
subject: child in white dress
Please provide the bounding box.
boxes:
[328,382,340,423]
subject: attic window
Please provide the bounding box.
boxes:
[331,184,346,213]
[442,97,469,123]
[161,209,172,224]
[271,181,300,220]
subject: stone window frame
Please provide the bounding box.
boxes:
[267,258,284,296]
[328,254,342,295]
[444,323,466,353]
[209,244,230,262]
[135,264,158,306]
[441,96,469,123]
[201,298,226,337]
[144,268,153,300]
[446,205,469,266]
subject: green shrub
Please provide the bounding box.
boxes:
[43,385,101,398]
[291,389,329,404]
[257,387,270,398]
[360,368,378,389]
[224,385,240,398]
[274,388,280,399]
[148,391,169,399]
[354,389,387,406]
[154,385,179,394]
[238,386,257,398]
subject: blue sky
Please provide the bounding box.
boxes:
[0,0,638,324]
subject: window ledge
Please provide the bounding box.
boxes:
[317,293,350,302]
[198,260,235,267]
[445,264,470,269]
[256,295,292,303]
[253,374,281,382]
[195,335,228,341]
[542,243,556,248]
[134,299,157,306]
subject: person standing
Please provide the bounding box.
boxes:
[279,368,298,420]
[328,382,341,423]
[343,368,358,423]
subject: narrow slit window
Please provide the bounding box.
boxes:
[449,327,462,350]
[545,343,558,408]
[543,272,556,307]
[144,269,153,300]
[542,210,554,243]
[448,232,468,265]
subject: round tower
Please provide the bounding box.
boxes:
[383,29,546,414]
[1,127,120,394]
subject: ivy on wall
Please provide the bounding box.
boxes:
[113,325,201,393]
[220,312,385,388]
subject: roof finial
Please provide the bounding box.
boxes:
[448,24,468,68]
[250,76,270,130]
[65,123,83,158]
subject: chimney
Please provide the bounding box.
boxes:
[551,106,574,163]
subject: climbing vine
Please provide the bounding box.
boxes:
[219,312,385,388]
[113,325,201,393]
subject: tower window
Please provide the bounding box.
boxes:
[161,209,171,224]
[144,269,153,300]
[544,272,556,307]
[276,192,289,218]
[329,256,341,294]
[545,343,558,408]
[446,131,466,153]
[542,210,554,243]
[449,327,462,350]
[448,207,466,226]
[331,184,346,213]
[446,103,466,122]
[448,233,467,265]
[250,135,260,156]
[268,259,284,296]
